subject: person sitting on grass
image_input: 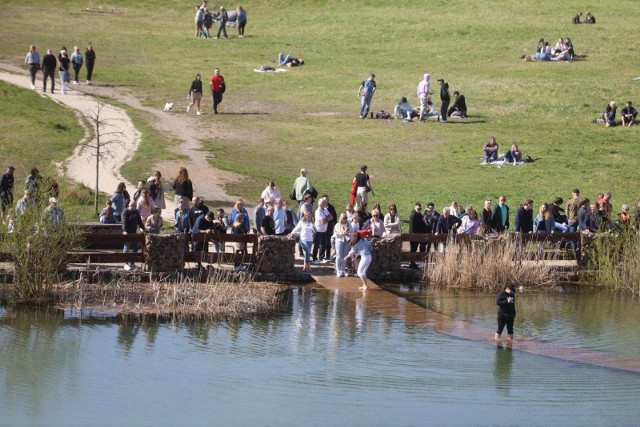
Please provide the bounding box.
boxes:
[447,91,467,118]
[503,144,522,164]
[394,97,417,121]
[602,101,618,127]
[621,101,638,126]
[535,42,551,61]
[585,11,595,24]
[483,137,499,163]
[572,12,582,24]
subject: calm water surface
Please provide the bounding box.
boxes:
[1,286,639,426]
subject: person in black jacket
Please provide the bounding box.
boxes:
[495,283,517,341]
[215,6,228,39]
[189,196,209,226]
[423,202,441,254]
[437,79,450,123]
[187,73,203,115]
[0,166,15,224]
[173,167,194,208]
[85,42,96,85]
[122,200,145,270]
[514,199,534,233]
[447,91,468,118]
[491,196,510,233]
[41,49,57,93]
[408,203,427,268]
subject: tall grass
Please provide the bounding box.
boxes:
[56,269,285,320]
[585,232,640,294]
[6,185,84,302]
[425,237,560,289]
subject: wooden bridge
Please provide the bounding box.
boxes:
[312,272,640,374]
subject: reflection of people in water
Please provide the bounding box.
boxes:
[493,344,514,396]
[495,283,516,341]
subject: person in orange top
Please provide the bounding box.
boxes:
[209,68,225,114]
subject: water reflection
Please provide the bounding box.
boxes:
[1,287,640,426]
[493,343,514,397]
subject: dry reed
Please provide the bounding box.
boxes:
[56,269,285,321]
[425,236,560,290]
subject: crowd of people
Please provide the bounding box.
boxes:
[194,2,247,39]
[525,37,576,62]
[1,166,64,233]
[24,43,96,93]
[360,72,468,122]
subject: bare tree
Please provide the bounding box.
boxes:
[83,100,126,215]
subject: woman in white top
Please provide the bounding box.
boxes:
[369,209,384,238]
[333,213,353,277]
[291,210,315,272]
[383,203,401,236]
[345,233,373,290]
[260,180,281,205]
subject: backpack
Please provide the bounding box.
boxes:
[375,110,392,119]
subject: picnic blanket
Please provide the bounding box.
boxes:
[480,159,526,166]
[254,68,288,73]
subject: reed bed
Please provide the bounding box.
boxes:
[56,269,284,321]
[425,237,560,290]
[586,232,640,295]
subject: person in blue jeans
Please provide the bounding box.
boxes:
[357,73,376,119]
[216,6,228,39]
[122,200,145,270]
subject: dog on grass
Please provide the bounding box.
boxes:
[163,102,174,112]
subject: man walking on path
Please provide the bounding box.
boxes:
[417,73,431,122]
[209,68,225,114]
[41,49,57,93]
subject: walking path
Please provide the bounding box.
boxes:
[0,64,243,221]
[314,273,640,374]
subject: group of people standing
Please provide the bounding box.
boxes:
[359,72,468,122]
[24,43,96,94]
[194,2,247,39]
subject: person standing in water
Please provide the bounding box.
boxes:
[495,283,517,341]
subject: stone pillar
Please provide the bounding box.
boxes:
[144,233,186,272]
[256,236,296,273]
[369,234,403,275]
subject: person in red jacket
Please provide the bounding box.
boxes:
[209,68,225,114]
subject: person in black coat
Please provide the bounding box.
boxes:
[491,196,510,233]
[437,79,450,123]
[422,202,440,253]
[409,203,427,268]
[495,283,517,341]
[122,200,145,270]
[514,199,534,233]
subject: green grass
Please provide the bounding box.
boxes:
[1,0,639,218]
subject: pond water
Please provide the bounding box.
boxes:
[1,286,639,426]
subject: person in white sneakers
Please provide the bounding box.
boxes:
[187,73,203,115]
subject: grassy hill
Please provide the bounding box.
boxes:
[0,0,638,218]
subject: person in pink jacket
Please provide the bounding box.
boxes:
[417,73,431,122]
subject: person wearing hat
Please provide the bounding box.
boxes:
[495,283,517,341]
[44,197,65,229]
[437,79,450,123]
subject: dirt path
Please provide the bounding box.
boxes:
[0,64,244,220]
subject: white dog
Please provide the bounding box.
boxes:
[163,102,174,112]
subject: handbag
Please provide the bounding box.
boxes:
[289,189,296,201]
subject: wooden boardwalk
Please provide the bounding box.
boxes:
[313,273,640,374]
